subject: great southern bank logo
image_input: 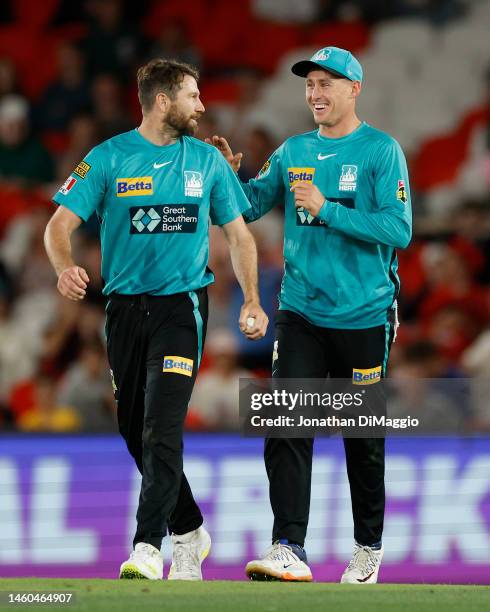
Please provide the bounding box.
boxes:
[131,207,161,232]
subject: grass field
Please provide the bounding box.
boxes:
[0,580,489,612]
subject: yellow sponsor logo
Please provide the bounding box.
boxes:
[116,176,153,197]
[352,366,382,385]
[163,356,194,377]
[288,167,315,187]
[73,160,91,179]
[256,159,271,179]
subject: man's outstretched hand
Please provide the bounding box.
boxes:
[205,135,243,172]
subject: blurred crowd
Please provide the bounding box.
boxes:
[0,0,488,434]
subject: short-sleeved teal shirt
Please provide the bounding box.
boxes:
[53,129,251,295]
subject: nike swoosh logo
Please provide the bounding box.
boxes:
[153,161,172,169]
[283,564,294,569]
[318,153,337,160]
[356,570,375,583]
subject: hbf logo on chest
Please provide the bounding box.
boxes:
[117,176,153,196]
[288,167,315,187]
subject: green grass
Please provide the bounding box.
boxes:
[0,579,488,612]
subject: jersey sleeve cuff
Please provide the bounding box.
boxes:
[211,201,251,226]
[317,199,334,224]
[52,196,91,223]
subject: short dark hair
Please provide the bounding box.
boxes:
[137,59,199,112]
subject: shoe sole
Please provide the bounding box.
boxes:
[119,563,161,580]
[246,564,313,582]
[119,564,149,580]
[340,572,379,584]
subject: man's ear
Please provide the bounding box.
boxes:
[350,81,362,99]
[155,92,171,113]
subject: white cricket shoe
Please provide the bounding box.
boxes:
[119,542,163,580]
[341,543,384,584]
[245,542,313,582]
[167,526,211,581]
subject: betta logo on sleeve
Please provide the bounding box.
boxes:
[288,167,315,187]
[163,356,194,377]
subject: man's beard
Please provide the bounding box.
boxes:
[165,104,201,137]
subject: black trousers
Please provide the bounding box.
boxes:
[105,289,207,550]
[266,309,394,548]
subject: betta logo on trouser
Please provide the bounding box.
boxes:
[352,366,382,385]
[163,356,194,377]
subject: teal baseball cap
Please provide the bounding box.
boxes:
[291,46,363,82]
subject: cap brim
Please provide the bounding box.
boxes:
[291,60,347,79]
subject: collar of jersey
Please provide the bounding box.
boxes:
[316,121,367,143]
[133,128,182,151]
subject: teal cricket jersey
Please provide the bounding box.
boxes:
[53,129,251,296]
[241,122,412,329]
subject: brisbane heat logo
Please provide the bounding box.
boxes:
[396,179,407,204]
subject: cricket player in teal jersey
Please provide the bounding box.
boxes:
[208,47,412,584]
[44,59,268,581]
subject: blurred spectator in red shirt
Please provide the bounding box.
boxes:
[452,199,490,284]
[419,243,489,361]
